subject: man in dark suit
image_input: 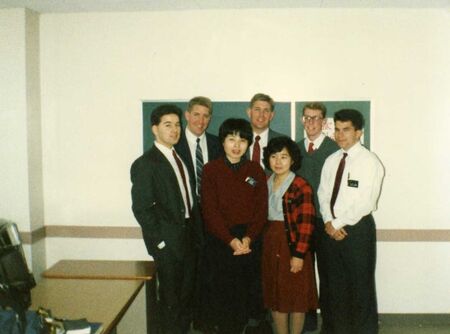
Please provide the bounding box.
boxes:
[131,104,203,334]
[244,93,284,334]
[174,96,222,333]
[174,96,222,197]
[246,93,285,172]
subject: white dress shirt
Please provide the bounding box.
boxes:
[185,128,209,180]
[154,142,193,218]
[250,128,269,169]
[318,142,384,230]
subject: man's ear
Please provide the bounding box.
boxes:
[356,129,363,140]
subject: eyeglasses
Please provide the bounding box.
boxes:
[303,116,324,122]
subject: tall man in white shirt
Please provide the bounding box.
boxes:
[296,102,339,333]
[318,109,384,334]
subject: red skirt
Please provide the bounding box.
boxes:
[262,220,318,313]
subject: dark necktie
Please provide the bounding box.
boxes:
[252,135,261,163]
[172,150,192,217]
[308,142,314,154]
[330,153,348,219]
[195,138,204,196]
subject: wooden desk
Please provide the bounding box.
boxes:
[31,278,144,334]
[42,260,157,334]
[43,260,155,281]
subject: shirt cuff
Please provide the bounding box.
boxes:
[291,250,305,259]
[331,218,345,230]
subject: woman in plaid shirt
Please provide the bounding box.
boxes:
[262,136,318,334]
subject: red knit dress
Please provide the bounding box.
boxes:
[262,175,319,313]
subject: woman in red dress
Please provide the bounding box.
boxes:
[262,136,318,334]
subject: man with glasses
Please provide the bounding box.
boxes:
[296,102,339,333]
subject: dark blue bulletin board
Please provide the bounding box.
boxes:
[142,101,291,152]
[295,101,371,149]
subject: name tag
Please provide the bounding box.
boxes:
[348,179,359,188]
[245,176,257,187]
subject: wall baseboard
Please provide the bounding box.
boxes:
[20,226,450,244]
[378,313,450,326]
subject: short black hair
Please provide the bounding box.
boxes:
[334,109,364,130]
[263,136,302,172]
[218,118,253,146]
[151,104,182,126]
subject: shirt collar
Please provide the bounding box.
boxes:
[224,156,246,170]
[306,133,325,149]
[185,127,205,144]
[154,141,174,157]
[342,141,363,156]
[253,128,269,141]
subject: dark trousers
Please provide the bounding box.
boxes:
[303,219,320,333]
[192,242,216,331]
[155,243,198,334]
[321,215,378,334]
[316,218,332,333]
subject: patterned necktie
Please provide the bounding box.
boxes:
[330,153,348,219]
[172,150,192,217]
[252,135,261,163]
[195,138,204,196]
[308,142,314,154]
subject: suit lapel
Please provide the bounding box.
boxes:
[150,146,183,199]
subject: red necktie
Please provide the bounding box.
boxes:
[172,150,192,217]
[308,142,314,154]
[330,153,348,219]
[252,135,261,163]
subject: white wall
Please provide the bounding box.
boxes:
[0,8,46,277]
[39,9,450,230]
[0,9,30,227]
[1,7,449,313]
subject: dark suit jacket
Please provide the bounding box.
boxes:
[130,145,203,260]
[268,129,286,141]
[174,130,223,191]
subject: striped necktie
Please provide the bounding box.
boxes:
[195,138,204,196]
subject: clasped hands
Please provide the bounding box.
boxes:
[229,237,252,255]
[325,221,347,241]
